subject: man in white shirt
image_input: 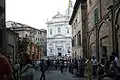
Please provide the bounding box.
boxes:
[91,56,98,78]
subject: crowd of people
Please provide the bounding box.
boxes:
[36,53,120,80]
[0,49,120,80]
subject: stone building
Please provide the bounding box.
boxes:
[46,0,73,58]
[6,28,19,65]
[0,0,7,53]
[34,29,47,56]
[69,0,88,58]
[87,0,120,60]
[46,12,72,57]
[27,39,43,60]
[6,21,47,56]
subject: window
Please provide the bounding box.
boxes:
[38,38,39,41]
[50,49,52,53]
[94,8,99,24]
[72,36,76,47]
[67,29,69,34]
[72,39,74,47]
[68,49,70,53]
[25,34,28,38]
[38,31,41,34]
[78,31,81,46]
[75,36,76,46]
[75,19,77,24]
[58,28,61,33]
[57,48,61,51]
[50,31,52,35]
[36,37,37,41]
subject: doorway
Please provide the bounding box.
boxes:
[58,53,61,56]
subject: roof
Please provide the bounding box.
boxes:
[69,0,87,25]
[52,12,65,19]
[6,21,47,32]
[6,28,19,36]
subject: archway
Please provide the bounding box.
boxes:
[98,21,111,59]
[115,8,120,58]
[89,31,96,57]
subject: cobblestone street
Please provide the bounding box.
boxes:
[35,70,88,80]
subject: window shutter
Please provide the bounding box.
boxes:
[94,8,99,24]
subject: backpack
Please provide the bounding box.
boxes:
[39,62,46,71]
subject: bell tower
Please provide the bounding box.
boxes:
[67,0,73,18]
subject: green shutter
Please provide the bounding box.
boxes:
[94,8,99,24]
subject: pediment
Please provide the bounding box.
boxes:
[52,34,66,38]
[52,12,64,19]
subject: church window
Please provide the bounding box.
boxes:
[50,31,52,35]
[67,29,69,34]
[68,49,70,53]
[57,48,61,51]
[50,49,52,53]
[58,28,61,33]
[78,31,81,46]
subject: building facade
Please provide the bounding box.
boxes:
[0,0,7,53]
[46,12,72,57]
[87,0,120,60]
[69,0,88,58]
[34,29,47,56]
[6,28,19,65]
[6,21,47,56]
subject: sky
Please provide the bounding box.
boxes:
[6,0,75,29]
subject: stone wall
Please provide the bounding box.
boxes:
[87,0,120,59]
[115,5,120,58]
[7,29,19,65]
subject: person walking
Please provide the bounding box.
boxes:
[79,56,86,77]
[60,59,64,73]
[46,59,51,71]
[91,56,98,78]
[0,50,14,80]
[39,59,46,80]
[18,52,35,80]
[98,57,106,80]
[64,60,68,72]
[73,58,78,77]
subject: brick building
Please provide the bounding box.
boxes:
[69,0,88,58]
[87,0,120,60]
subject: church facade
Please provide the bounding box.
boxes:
[46,12,72,57]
